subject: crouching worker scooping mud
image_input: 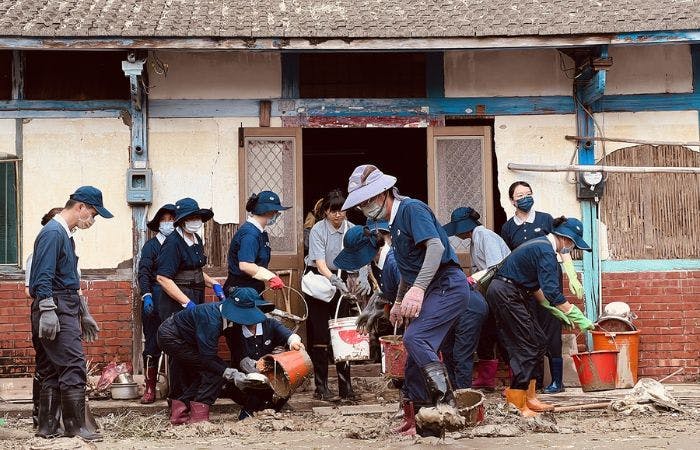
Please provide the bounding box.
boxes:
[341,164,469,437]
[157,287,273,424]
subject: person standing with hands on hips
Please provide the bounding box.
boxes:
[137,203,176,404]
[341,165,469,437]
[29,186,113,442]
[224,191,290,294]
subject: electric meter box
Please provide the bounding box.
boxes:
[576,172,605,200]
[126,168,153,205]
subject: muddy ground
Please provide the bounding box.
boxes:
[2,378,699,449]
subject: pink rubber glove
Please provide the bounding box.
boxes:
[269,276,285,290]
[400,287,425,319]
[389,302,402,326]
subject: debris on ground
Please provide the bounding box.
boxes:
[416,403,465,435]
[610,378,685,415]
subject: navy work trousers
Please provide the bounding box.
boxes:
[142,286,163,361]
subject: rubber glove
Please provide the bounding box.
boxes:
[356,293,388,334]
[79,295,100,343]
[213,283,225,300]
[389,302,402,326]
[562,259,584,300]
[222,367,248,388]
[38,298,60,340]
[356,276,372,297]
[329,274,349,294]
[184,300,196,310]
[239,357,259,374]
[565,304,595,331]
[539,301,572,327]
[142,293,154,316]
[269,276,285,290]
[400,286,425,319]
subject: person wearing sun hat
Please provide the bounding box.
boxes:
[341,164,469,437]
[158,287,274,425]
[29,186,113,442]
[486,216,594,418]
[136,203,176,404]
[224,191,291,295]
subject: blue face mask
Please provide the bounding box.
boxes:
[267,212,281,226]
[516,196,534,213]
[560,245,573,254]
[159,221,175,236]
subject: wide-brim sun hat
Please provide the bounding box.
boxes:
[341,165,397,211]
[147,203,177,231]
[174,197,214,225]
[70,186,114,219]
[552,217,592,251]
[333,225,379,271]
[221,287,268,325]
[253,190,291,215]
[443,207,481,237]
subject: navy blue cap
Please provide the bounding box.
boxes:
[70,186,113,218]
[147,203,177,231]
[366,218,390,233]
[553,218,591,252]
[221,287,268,325]
[252,191,291,215]
[333,225,380,271]
[174,198,214,224]
[443,207,480,237]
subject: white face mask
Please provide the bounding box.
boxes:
[159,221,175,236]
[184,219,203,234]
[267,212,281,226]
[360,194,388,220]
[76,206,95,230]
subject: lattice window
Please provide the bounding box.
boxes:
[244,138,297,254]
[600,145,700,259]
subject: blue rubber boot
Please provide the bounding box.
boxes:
[543,357,565,394]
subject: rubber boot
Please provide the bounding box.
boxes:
[32,374,42,429]
[471,359,498,390]
[186,401,210,424]
[141,355,158,404]
[169,399,190,425]
[391,400,416,435]
[336,361,358,401]
[311,347,335,401]
[543,357,565,394]
[421,361,456,407]
[60,388,103,442]
[526,380,554,412]
[35,386,61,438]
[504,388,538,418]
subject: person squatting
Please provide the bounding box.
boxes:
[29,170,595,440]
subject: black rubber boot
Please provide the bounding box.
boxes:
[421,361,456,407]
[35,386,61,438]
[336,361,357,401]
[61,388,103,442]
[311,347,335,401]
[32,374,42,429]
[543,357,565,394]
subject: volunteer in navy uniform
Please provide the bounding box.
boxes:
[158,287,272,425]
[137,203,176,404]
[341,165,469,437]
[224,191,289,294]
[155,197,227,401]
[29,186,112,442]
[224,298,304,420]
[501,182,584,394]
[304,189,369,402]
[486,217,594,417]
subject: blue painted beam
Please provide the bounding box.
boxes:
[594,92,700,112]
[148,99,260,118]
[612,30,700,46]
[0,100,130,111]
[577,46,608,104]
[572,259,700,273]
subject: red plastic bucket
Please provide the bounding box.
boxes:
[379,335,407,379]
[571,350,619,392]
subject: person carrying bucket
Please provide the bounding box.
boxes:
[485,217,595,417]
[341,164,469,438]
[223,297,305,420]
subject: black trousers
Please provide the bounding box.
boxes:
[31,291,87,391]
[535,303,563,358]
[142,287,163,361]
[221,382,288,413]
[485,279,545,390]
[157,317,224,405]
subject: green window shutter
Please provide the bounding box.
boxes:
[0,162,18,265]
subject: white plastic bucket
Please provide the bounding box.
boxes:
[328,297,370,363]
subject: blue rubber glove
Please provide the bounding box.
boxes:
[184,300,196,310]
[213,283,225,300]
[142,294,154,316]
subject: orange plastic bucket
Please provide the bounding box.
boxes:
[592,330,640,388]
[572,350,618,392]
[260,350,313,397]
[379,335,407,379]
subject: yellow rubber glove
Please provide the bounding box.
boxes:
[562,259,584,300]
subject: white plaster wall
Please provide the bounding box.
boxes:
[445,49,573,97]
[0,119,16,157]
[606,45,693,95]
[148,51,282,99]
[592,111,700,156]
[148,117,282,225]
[22,118,132,269]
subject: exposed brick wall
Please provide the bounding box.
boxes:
[0,280,133,378]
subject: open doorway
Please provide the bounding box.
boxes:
[302,128,428,225]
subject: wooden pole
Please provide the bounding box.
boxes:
[565,135,700,147]
[508,163,700,174]
[553,401,611,413]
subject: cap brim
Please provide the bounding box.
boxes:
[94,205,114,219]
[443,219,478,237]
[554,231,592,252]
[221,302,266,325]
[333,247,376,271]
[257,204,291,214]
[176,208,214,224]
[341,175,397,211]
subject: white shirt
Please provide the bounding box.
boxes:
[176,226,196,246]
[242,323,263,338]
[388,198,402,225]
[156,232,166,245]
[247,216,265,232]
[512,209,536,226]
[470,225,511,272]
[53,215,74,237]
